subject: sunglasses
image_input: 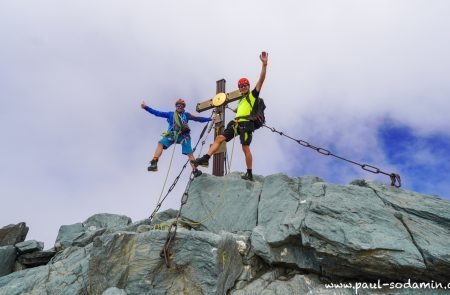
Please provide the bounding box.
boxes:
[238,84,249,89]
[176,104,185,108]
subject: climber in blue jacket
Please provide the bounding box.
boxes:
[141,99,213,177]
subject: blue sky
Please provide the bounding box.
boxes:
[1,0,450,249]
[378,121,450,197]
[281,119,450,198]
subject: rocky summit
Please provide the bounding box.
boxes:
[0,172,449,294]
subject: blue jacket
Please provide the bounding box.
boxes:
[144,106,211,136]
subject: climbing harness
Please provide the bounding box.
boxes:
[262,124,402,188]
[173,111,191,135]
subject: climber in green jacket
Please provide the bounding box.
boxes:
[191,51,269,181]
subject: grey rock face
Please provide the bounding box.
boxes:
[15,240,44,254]
[232,270,354,295]
[17,250,56,268]
[250,175,450,282]
[102,287,127,295]
[14,225,225,294]
[216,234,245,295]
[0,245,91,295]
[87,229,221,295]
[0,223,28,246]
[251,175,324,272]
[84,213,132,229]
[181,173,450,283]
[55,213,132,250]
[361,181,450,282]
[181,172,262,233]
[0,246,16,277]
[1,173,449,294]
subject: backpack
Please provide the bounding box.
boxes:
[245,95,266,129]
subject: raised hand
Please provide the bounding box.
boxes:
[260,51,268,65]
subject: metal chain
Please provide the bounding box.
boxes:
[263,124,401,188]
[160,121,402,267]
[148,110,215,222]
[161,113,241,267]
[160,173,195,267]
[160,221,178,266]
[154,112,216,268]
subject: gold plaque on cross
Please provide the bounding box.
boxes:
[196,90,243,112]
[212,93,227,107]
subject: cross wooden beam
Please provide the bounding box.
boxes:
[196,79,243,176]
[196,89,242,113]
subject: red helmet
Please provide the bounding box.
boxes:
[175,99,186,106]
[238,78,250,87]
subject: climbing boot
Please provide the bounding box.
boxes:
[192,169,202,178]
[241,172,254,181]
[147,159,158,172]
[190,155,210,168]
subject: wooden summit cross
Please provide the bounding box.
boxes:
[196,79,243,176]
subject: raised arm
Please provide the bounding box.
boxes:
[140,101,171,118]
[255,51,268,93]
[187,113,213,123]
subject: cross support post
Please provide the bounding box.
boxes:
[213,79,226,176]
[195,79,243,176]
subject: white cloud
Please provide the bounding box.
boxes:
[1,0,450,248]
